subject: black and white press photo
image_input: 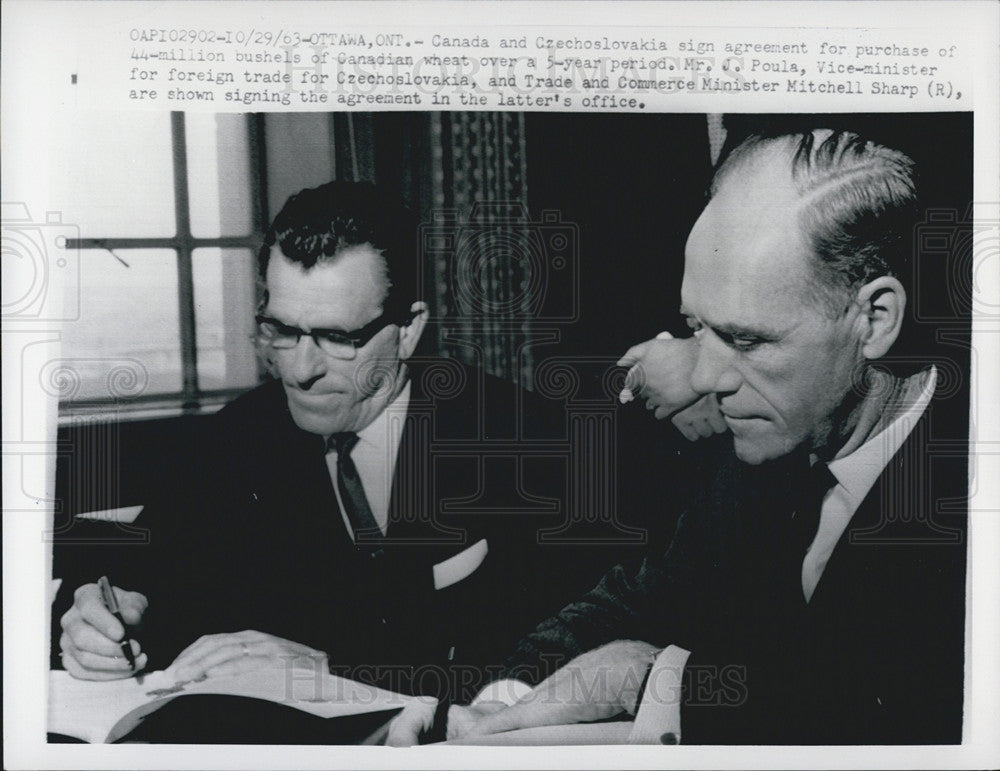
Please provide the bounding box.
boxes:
[3,2,998,768]
[37,110,973,746]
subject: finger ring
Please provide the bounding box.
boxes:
[241,642,250,657]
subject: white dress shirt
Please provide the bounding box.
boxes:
[324,382,410,539]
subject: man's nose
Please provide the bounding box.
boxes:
[288,336,327,386]
[689,335,742,397]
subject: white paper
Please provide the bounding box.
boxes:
[48,667,415,743]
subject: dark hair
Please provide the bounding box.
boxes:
[258,181,421,319]
[711,130,918,316]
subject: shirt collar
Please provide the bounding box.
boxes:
[826,366,936,509]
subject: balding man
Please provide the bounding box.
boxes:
[391,129,967,745]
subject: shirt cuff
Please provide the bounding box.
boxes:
[628,644,691,744]
[472,678,533,706]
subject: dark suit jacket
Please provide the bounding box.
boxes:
[125,362,580,698]
[504,389,967,744]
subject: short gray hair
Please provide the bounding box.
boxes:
[711,130,918,315]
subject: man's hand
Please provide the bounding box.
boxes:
[385,696,439,746]
[169,630,328,681]
[618,335,728,439]
[59,583,149,680]
[385,699,508,746]
[618,335,701,420]
[450,641,659,740]
[671,394,728,441]
[445,702,509,740]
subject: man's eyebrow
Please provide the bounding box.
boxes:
[713,321,782,340]
[678,305,783,340]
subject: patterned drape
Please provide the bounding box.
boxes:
[322,111,534,388]
[706,113,726,166]
[427,112,535,389]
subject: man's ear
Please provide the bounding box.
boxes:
[854,276,906,360]
[397,301,429,361]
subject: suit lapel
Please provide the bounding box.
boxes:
[385,365,466,550]
[806,406,935,609]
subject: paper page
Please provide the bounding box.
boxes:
[48,667,416,743]
[48,670,180,743]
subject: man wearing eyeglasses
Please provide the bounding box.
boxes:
[55,182,592,713]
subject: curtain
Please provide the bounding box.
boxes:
[322,111,535,388]
[427,112,535,389]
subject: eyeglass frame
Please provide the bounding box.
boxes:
[254,308,418,358]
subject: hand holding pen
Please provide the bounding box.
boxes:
[58,578,149,680]
[98,576,137,670]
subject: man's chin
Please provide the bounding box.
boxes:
[731,433,797,466]
[286,401,348,436]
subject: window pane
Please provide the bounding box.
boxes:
[59,250,181,400]
[186,114,254,238]
[50,111,176,238]
[193,248,260,391]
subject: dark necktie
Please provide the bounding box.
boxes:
[791,460,838,555]
[328,432,384,547]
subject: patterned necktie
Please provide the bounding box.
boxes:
[791,460,838,555]
[328,432,384,546]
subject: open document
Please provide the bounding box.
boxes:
[48,666,416,743]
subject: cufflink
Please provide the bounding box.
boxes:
[659,731,679,745]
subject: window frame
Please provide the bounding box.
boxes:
[61,112,269,420]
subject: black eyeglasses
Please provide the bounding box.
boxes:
[254,310,415,359]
